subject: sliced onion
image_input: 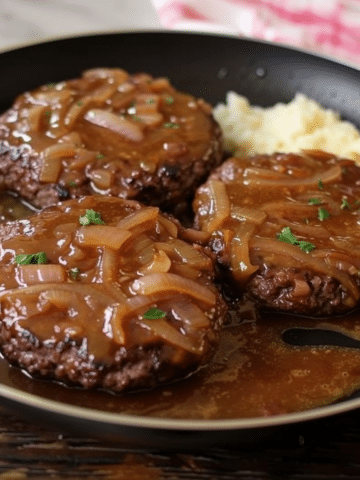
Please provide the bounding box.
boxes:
[180,228,210,245]
[157,215,178,238]
[135,113,164,127]
[140,250,171,274]
[251,237,359,303]
[131,273,216,306]
[244,167,290,180]
[171,298,210,329]
[149,77,171,91]
[116,207,159,231]
[77,226,131,251]
[269,218,330,239]
[18,264,67,286]
[26,105,48,132]
[101,248,118,282]
[244,164,342,187]
[230,223,259,285]
[260,202,317,219]
[39,144,77,182]
[141,318,202,354]
[88,169,112,189]
[301,149,337,160]
[84,109,144,142]
[39,289,78,308]
[231,206,267,225]
[64,96,93,128]
[83,68,129,83]
[135,94,160,112]
[203,180,231,233]
[68,149,97,170]
[155,239,212,269]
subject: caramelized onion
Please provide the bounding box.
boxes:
[84,109,144,142]
[157,215,178,238]
[77,226,131,251]
[251,237,359,303]
[203,180,231,232]
[171,298,210,329]
[18,264,67,286]
[88,169,112,190]
[231,206,267,225]
[230,224,259,285]
[244,164,342,187]
[101,248,118,282]
[131,273,216,306]
[68,149,97,170]
[39,143,77,182]
[155,240,212,268]
[116,207,159,231]
[140,250,171,274]
[141,318,202,354]
[83,68,129,83]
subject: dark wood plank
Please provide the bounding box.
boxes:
[1,406,360,479]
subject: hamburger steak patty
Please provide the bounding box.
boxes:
[193,150,360,316]
[0,68,222,215]
[0,196,226,391]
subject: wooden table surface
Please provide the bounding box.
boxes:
[1,405,360,479]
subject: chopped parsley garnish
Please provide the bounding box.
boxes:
[355,200,360,206]
[46,82,56,88]
[146,98,155,105]
[342,167,348,174]
[68,180,76,187]
[79,209,105,226]
[163,122,179,129]
[132,115,142,122]
[341,199,351,210]
[70,267,80,280]
[76,101,83,107]
[165,96,174,105]
[318,179,324,189]
[96,153,105,160]
[143,308,167,320]
[308,198,322,205]
[15,252,47,265]
[318,207,330,221]
[277,227,316,253]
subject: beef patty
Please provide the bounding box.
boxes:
[0,68,222,216]
[0,196,226,391]
[193,150,360,316]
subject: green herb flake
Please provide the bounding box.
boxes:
[355,200,360,205]
[70,267,80,280]
[46,82,56,88]
[318,207,330,221]
[297,241,316,253]
[45,110,52,116]
[15,252,47,265]
[304,218,310,224]
[165,96,174,105]
[76,101,83,107]
[277,227,316,253]
[96,153,105,160]
[79,209,105,226]
[143,308,167,320]
[277,227,298,244]
[132,115,142,122]
[342,167,348,174]
[341,198,351,210]
[308,198,322,205]
[146,98,155,105]
[68,180,76,187]
[163,122,180,129]
[318,179,324,190]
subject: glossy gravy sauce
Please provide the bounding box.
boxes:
[1,194,360,419]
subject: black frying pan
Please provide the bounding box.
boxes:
[0,31,360,450]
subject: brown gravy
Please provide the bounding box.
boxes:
[2,305,360,419]
[1,194,360,419]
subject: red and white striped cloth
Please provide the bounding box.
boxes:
[152,0,360,68]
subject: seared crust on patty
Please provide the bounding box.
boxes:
[194,151,360,316]
[0,68,222,215]
[0,196,226,392]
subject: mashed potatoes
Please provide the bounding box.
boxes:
[213,92,360,162]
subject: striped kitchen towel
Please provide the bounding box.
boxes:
[152,0,360,67]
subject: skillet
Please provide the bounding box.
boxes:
[0,31,360,449]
